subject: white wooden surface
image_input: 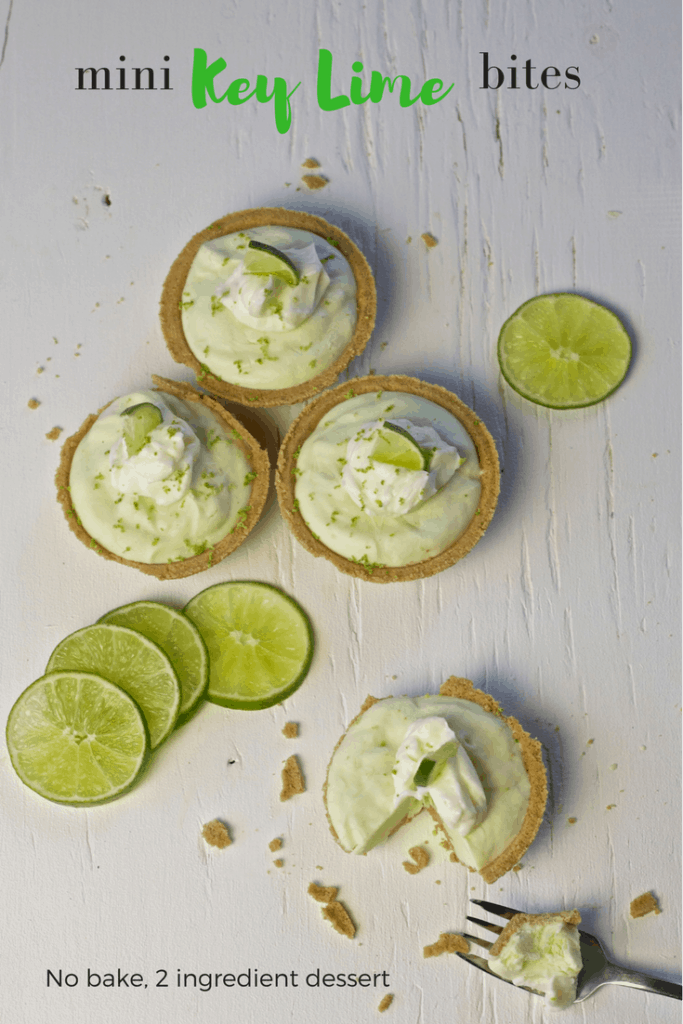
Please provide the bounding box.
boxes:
[1,1,680,1022]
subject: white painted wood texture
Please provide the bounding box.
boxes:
[0,1,680,1022]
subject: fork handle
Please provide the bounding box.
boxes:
[607,963,682,1000]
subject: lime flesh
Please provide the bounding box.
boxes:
[244,240,300,286]
[46,624,181,748]
[6,671,149,805]
[98,601,208,724]
[372,422,427,471]
[121,402,163,455]
[498,293,632,409]
[184,582,313,709]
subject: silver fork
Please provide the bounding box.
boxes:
[457,898,682,1003]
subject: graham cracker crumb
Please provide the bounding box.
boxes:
[403,846,429,874]
[269,838,283,852]
[322,900,355,938]
[568,817,577,824]
[302,158,320,169]
[201,819,232,849]
[274,858,284,868]
[513,863,523,872]
[280,755,305,801]
[308,881,338,904]
[378,993,394,1012]
[423,932,469,958]
[421,232,438,248]
[45,426,63,441]
[282,721,298,738]
[302,174,328,190]
[28,398,40,409]
[630,892,661,918]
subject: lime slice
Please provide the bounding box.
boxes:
[46,624,181,748]
[498,294,632,409]
[184,582,313,709]
[98,602,209,724]
[121,402,163,455]
[244,240,300,286]
[6,671,149,805]
[371,422,428,471]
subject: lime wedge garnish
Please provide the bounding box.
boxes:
[244,240,300,286]
[184,582,313,709]
[46,624,181,748]
[98,601,208,725]
[498,294,632,409]
[6,671,149,805]
[371,422,428,471]
[121,402,163,455]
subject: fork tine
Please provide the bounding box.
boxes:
[462,932,493,951]
[471,898,521,920]
[466,914,504,935]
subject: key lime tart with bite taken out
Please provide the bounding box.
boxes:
[275,374,499,582]
[324,678,547,883]
[56,377,269,579]
[159,208,376,407]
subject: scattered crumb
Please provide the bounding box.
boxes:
[274,858,284,868]
[449,852,458,862]
[280,755,305,801]
[421,232,438,249]
[302,157,320,169]
[513,864,523,872]
[316,865,323,870]
[403,846,429,875]
[435,880,442,885]
[406,236,412,243]
[610,763,618,770]
[37,366,44,374]
[302,174,328,190]
[308,881,338,904]
[630,892,661,918]
[201,819,232,849]
[269,838,283,852]
[378,993,394,1012]
[45,427,63,441]
[322,900,355,938]
[587,738,594,746]
[567,817,577,825]
[282,721,298,738]
[606,804,616,810]
[28,398,40,409]
[423,932,469,958]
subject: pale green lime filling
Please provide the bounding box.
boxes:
[326,695,530,867]
[488,920,582,1008]
[295,393,481,568]
[181,227,357,389]
[69,391,252,564]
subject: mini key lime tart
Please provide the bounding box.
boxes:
[160,207,376,407]
[275,375,499,582]
[324,678,547,884]
[56,377,269,579]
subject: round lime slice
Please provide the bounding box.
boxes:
[244,240,300,286]
[372,422,428,471]
[120,402,163,455]
[6,671,149,805]
[46,624,181,748]
[184,582,313,709]
[98,601,208,725]
[497,293,632,409]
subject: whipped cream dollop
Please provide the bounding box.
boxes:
[109,403,200,507]
[342,419,463,516]
[392,717,487,838]
[488,916,583,1010]
[220,243,331,332]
